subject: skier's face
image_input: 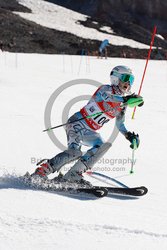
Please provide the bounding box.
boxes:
[118,80,131,94]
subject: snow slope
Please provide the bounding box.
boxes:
[0,51,167,250]
[15,0,150,49]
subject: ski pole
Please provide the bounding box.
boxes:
[43,103,123,132]
[43,98,142,132]
[43,110,111,132]
[132,25,157,119]
[129,139,137,174]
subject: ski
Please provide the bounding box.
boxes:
[22,172,147,198]
[76,186,148,197]
[105,186,148,196]
[76,186,108,198]
[22,172,108,198]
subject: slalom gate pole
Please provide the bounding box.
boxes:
[131,25,157,119]
[129,139,137,174]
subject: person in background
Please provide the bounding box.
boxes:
[98,39,110,59]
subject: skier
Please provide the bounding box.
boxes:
[31,65,143,184]
[98,39,109,58]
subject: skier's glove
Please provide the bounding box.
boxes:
[123,93,144,107]
[123,93,138,103]
[138,101,144,107]
[125,131,140,149]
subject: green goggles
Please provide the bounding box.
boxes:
[112,71,134,85]
[119,74,134,85]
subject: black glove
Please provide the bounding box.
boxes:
[123,93,144,107]
[138,101,144,107]
[123,93,140,103]
[125,131,140,149]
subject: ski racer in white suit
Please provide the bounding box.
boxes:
[32,66,143,183]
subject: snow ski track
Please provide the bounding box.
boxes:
[1,215,167,239]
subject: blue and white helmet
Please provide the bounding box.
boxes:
[110,65,134,86]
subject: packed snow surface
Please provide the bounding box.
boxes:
[0,51,167,250]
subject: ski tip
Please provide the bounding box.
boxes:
[139,186,148,195]
[81,187,108,198]
[93,187,108,198]
[133,186,148,196]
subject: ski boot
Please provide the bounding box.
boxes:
[62,170,92,188]
[31,159,53,180]
[52,172,64,183]
[52,170,92,188]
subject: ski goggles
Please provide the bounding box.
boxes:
[119,74,134,85]
[112,71,134,85]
